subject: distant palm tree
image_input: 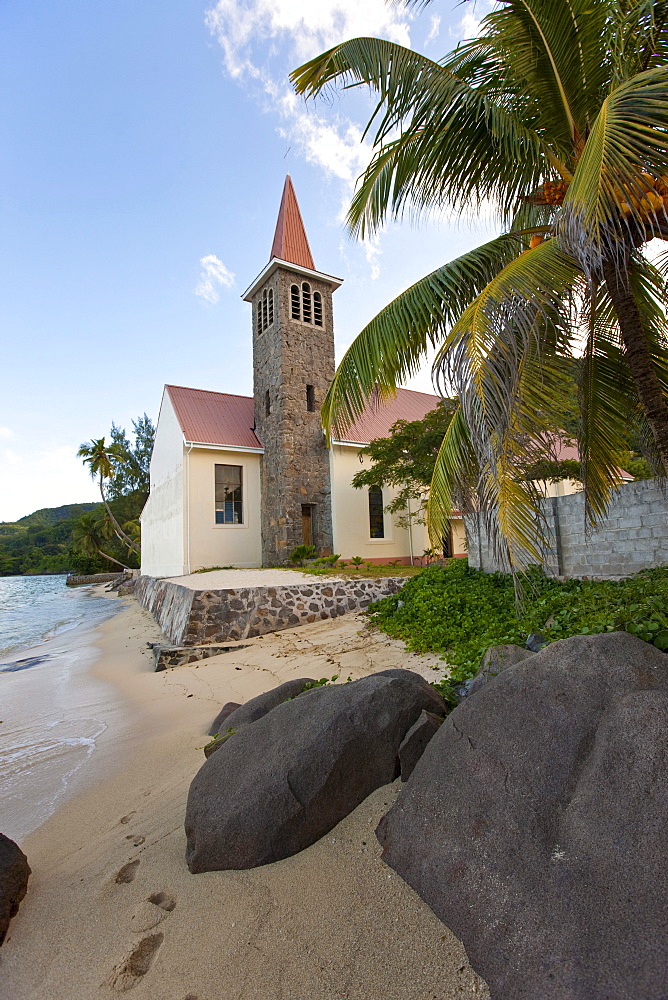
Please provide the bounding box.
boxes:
[71,512,131,571]
[292,0,668,570]
[77,438,140,555]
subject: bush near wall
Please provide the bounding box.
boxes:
[368,560,668,686]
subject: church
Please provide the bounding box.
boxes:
[140,177,467,577]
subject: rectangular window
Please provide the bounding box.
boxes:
[368,486,385,538]
[215,464,243,524]
[265,389,271,416]
[306,384,315,412]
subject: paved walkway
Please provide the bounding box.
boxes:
[166,568,332,590]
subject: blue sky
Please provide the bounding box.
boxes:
[0,0,496,521]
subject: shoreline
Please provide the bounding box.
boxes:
[2,599,488,999]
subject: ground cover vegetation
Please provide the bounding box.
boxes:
[0,416,154,575]
[368,559,668,703]
[292,0,668,575]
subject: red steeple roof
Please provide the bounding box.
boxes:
[270,175,315,269]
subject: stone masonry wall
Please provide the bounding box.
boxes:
[467,478,668,577]
[252,267,335,565]
[135,575,409,646]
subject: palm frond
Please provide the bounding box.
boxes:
[322,232,526,438]
[292,36,554,231]
[561,65,668,249]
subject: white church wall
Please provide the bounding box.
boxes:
[330,444,468,563]
[140,390,186,578]
[187,448,262,571]
[330,444,427,562]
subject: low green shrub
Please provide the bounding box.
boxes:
[367,560,668,688]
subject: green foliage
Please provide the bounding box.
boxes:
[289,544,317,565]
[302,675,339,690]
[293,1,668,575]
[312,554,341,567]
[106,415,155,499]
[350,556,363,567]
[368,560,668,686]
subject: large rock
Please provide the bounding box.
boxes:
[376,632,668,1000]
[186,669,446,873]
[0,834,30,945]
[208,677,317,741]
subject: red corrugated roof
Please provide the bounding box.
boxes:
[335,388,441,444]
[166,385,263,450]
[270,175,315,270]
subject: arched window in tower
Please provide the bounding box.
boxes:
[256,300,263,336]
[302,282,312,324]
[265,389,271,417]
[267,288,274,326]
[313,291,323,327]
[262,289,268,330]
[368,486,385,538]
[291,284,300,320]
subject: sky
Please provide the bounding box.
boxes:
[0,0,498,522]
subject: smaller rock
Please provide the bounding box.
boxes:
[399,710,444,780]
[463,643,534,699]
[525,632,549,652]
[208,702,242,737]
[0,833,30,945]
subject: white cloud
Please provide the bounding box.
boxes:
[451,0,495,40]
[205,0,414,278]
[426,14,441,43]
[0,445,99,522]
[194,254,235,304]
[0,427,14,440]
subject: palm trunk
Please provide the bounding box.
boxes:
[99,476,140,554]
[603,259,668,473]
[96,547,131,571]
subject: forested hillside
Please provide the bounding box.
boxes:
[1,414,154,575]
[0,496,143,576]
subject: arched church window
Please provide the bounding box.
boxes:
[291,284,300,320]
[265,389,271,416]
[302,282,312,324]
[268,288,274,326]
[313,291,323,327]
[262,289,268,330]
[368,486,385,538]
[306,384,315,412]
[255,300,262,336]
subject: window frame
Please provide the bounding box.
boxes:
[368,485,385,540]
[214,463,244,526]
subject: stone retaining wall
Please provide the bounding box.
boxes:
[467,478,668,578]
[135,574,409,646]
[66,573,123,587]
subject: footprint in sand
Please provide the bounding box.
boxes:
[125,834,145,847]
[119,812,136,825]
[115,859,140,884]
[108,932,163,991]
[130,892,177,932]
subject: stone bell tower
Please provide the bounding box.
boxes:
[242,176,343,566]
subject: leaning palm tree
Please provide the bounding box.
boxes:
[77,438,140,556]
[292,0,668,570]
[71,512,132,571]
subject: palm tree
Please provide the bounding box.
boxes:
[77,438,140,556]
[71,512,131,571]
[292,0,668,570]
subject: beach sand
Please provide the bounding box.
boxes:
[1,597,489,1000]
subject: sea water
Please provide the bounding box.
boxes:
[0,576,121,840]
[0,574,118,662]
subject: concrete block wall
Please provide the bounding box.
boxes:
[467,479,668,578]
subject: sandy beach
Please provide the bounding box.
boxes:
[1,595,488,1000]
